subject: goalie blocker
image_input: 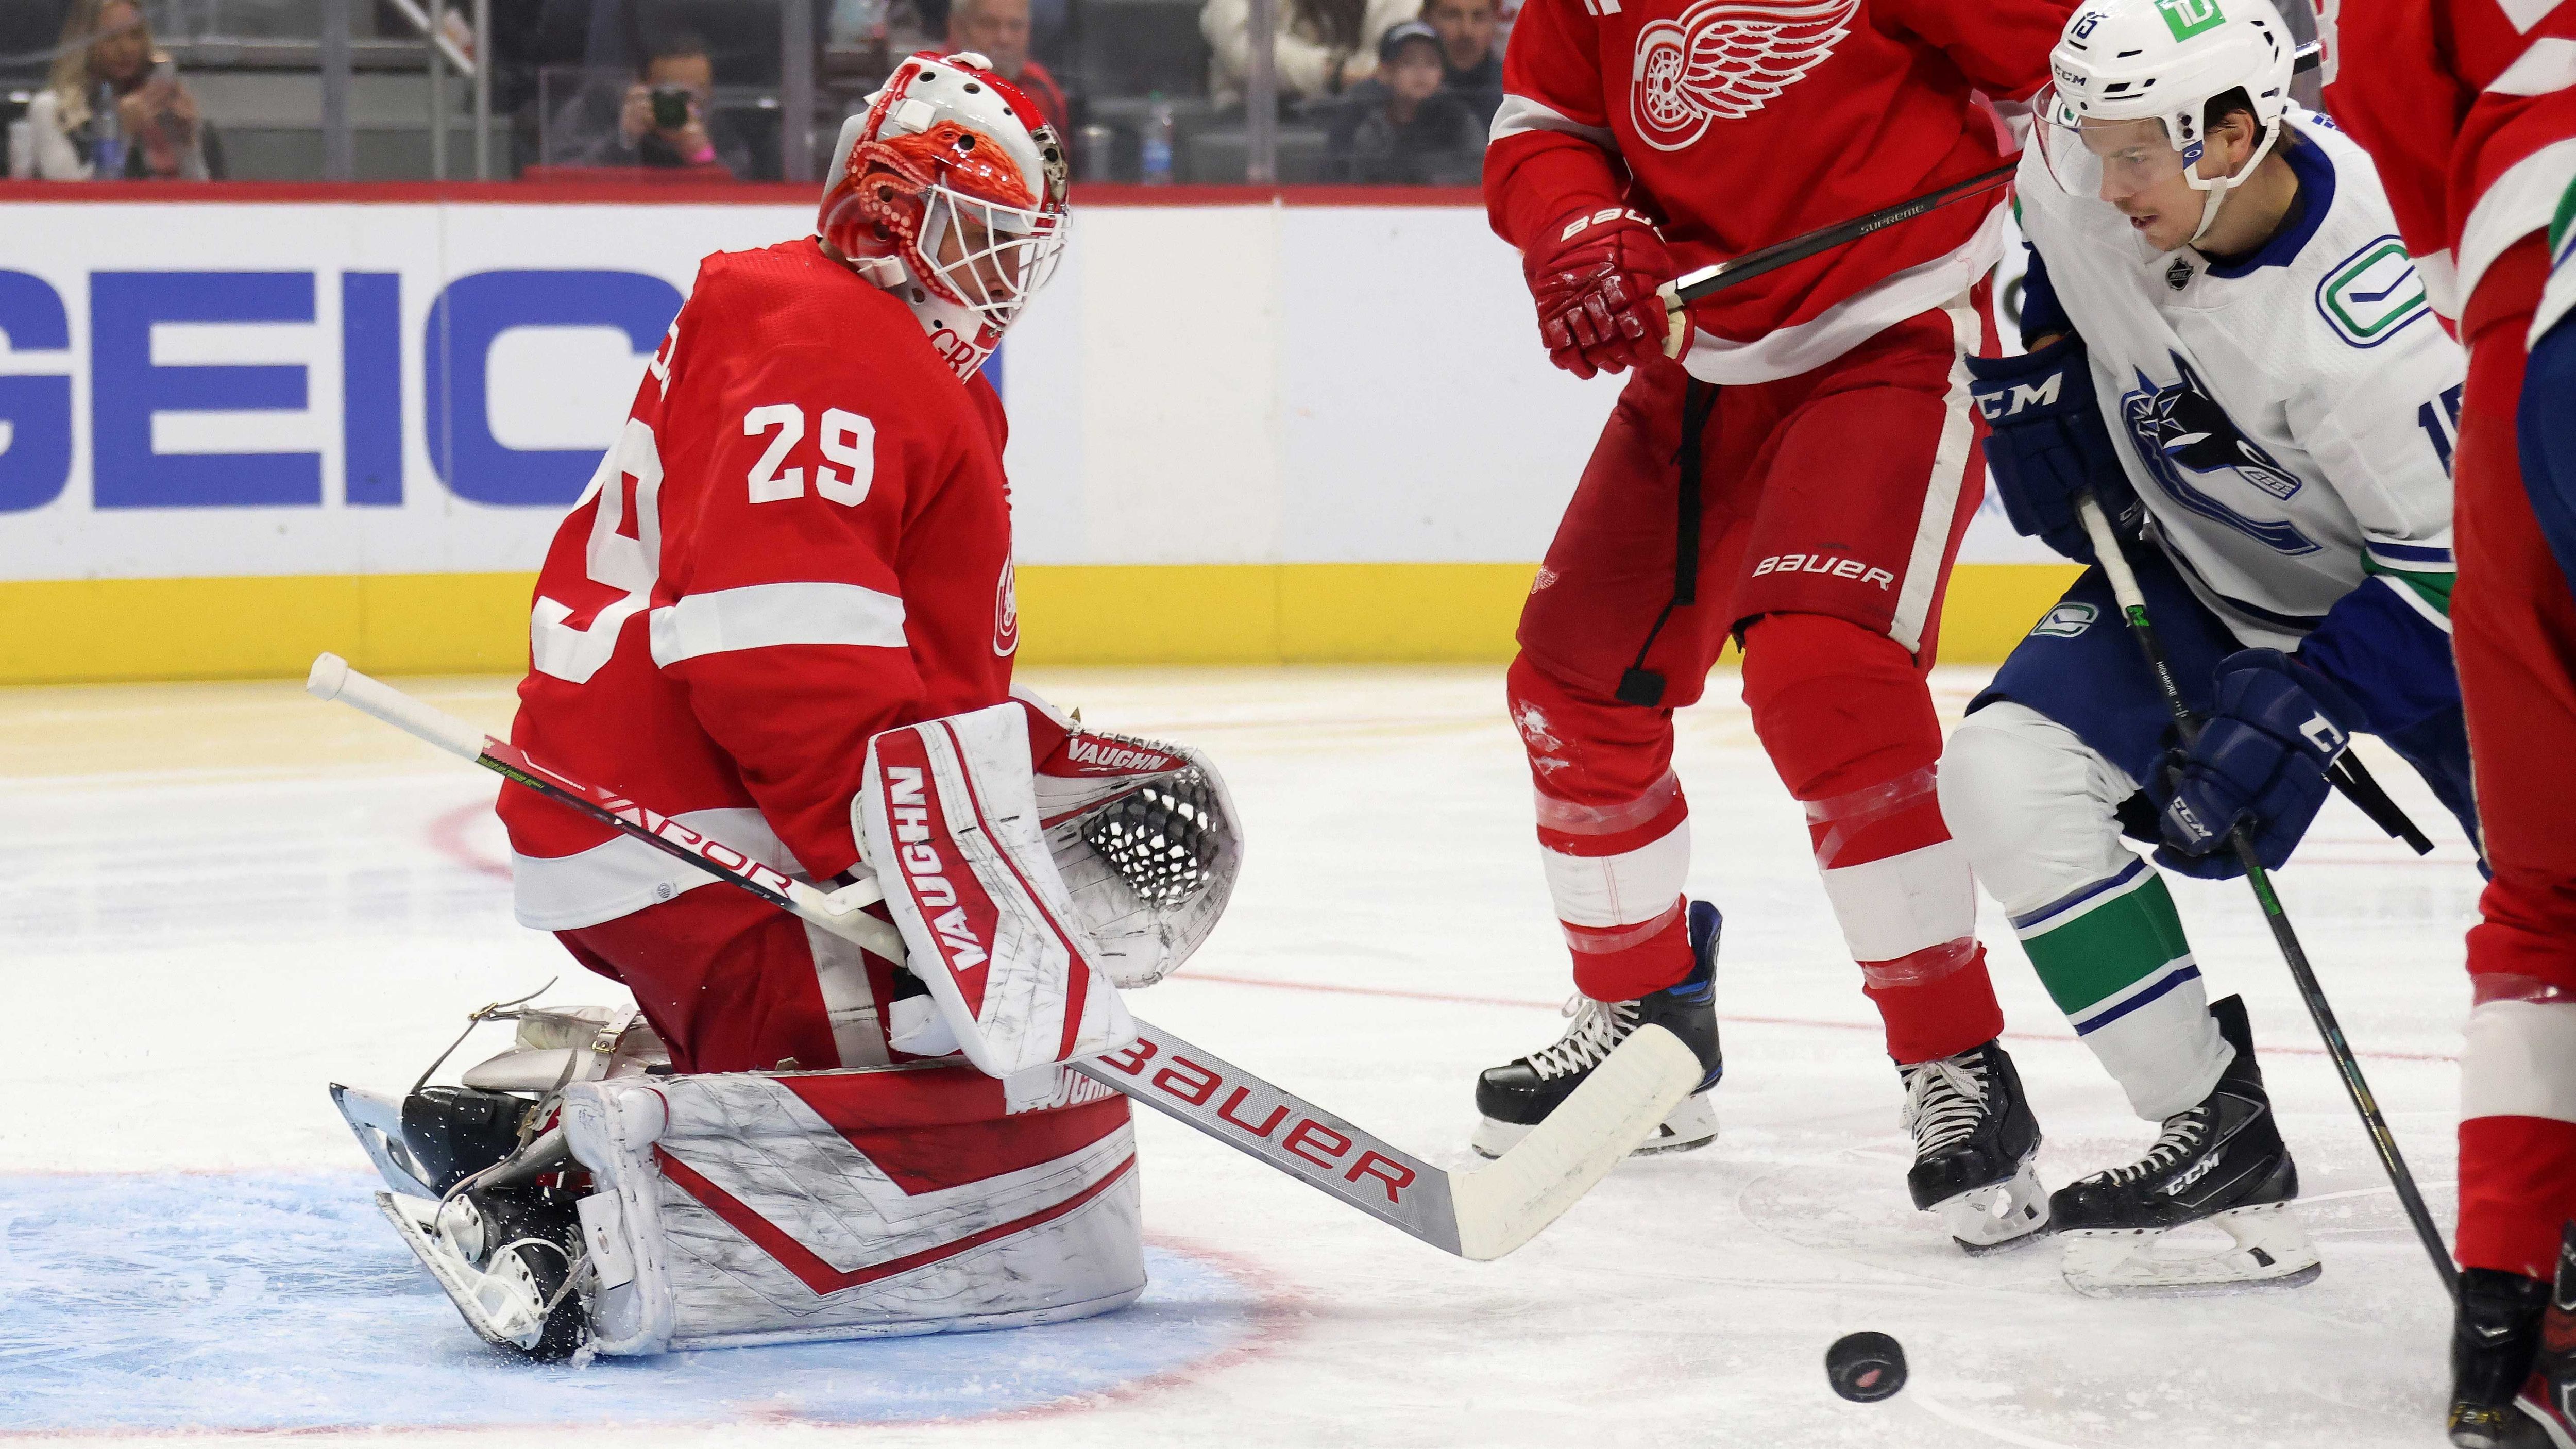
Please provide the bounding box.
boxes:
[857,693,1243,1081]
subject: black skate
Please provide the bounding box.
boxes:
[2498,1221,2576,1449]
[2447,1220,2576,1449]
[2450,1263,2553,1447]
[1900,1038,2048,1252]
[380,1183,592,1361]
[340,1082,538,1198]
[2053,995,2319,1293]
[1471,900,1725,1159]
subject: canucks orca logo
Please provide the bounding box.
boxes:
[2121,353,2318,555]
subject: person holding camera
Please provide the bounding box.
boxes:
[579,32,752,176]
[9,0,221,181]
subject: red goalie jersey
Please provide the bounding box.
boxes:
[1488,0,2072,378]
[500,238,1018,932]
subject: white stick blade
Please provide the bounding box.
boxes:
[1449,1023,1701,1260]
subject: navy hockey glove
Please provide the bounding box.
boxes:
[2149,649,2364,879]
[1963,337,2142,564]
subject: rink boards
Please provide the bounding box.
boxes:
[0,183,2070,682]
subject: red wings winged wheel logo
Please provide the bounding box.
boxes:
[1630,0,1862,152]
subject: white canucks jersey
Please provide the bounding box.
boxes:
[2013,109,2466,650]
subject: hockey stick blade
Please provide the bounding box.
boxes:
[1080,1019,1697,1260]
[307,654,1696,1259]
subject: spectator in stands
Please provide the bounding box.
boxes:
[1324,21,1481,184]
[1204,0,1417,103]
[947,0,1070,137]
[1422,0,1501,127]
[574,31,756,176]
[8,0,221,180]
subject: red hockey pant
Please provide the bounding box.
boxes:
[1512,290,2004,1065]
[2455,240,2576,1280]
[554,884,898,1075]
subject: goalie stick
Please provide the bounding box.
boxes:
[2074,499,2460,1302]
[304,653,1698,1260]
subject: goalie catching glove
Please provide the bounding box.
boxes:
[1016,688,1241,990]
[856,695,1242,1081]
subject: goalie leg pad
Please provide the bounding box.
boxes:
[859,703,1137,1078]
[558,1064,1145,1355]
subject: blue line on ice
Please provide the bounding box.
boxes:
[0,1171,1262,1431]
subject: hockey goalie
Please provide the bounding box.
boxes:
[329,53,1244,1360]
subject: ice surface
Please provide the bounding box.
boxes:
[0,1173,1262,1431]
[0,667,2476,1446]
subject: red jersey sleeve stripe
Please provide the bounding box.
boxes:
[647,581,909,665]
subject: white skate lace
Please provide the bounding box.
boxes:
[1900,1054,1990,1158]
[2097,1107,2211,1186]
[1526,997,1639,1081]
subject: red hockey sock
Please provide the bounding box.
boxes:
[2460,1115,2576,1279]
[1741,612,2003,1063]
[1509,652,1698,1000]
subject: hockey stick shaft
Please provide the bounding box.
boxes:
[304,653,906,960]
[2075,501,2460,1300]
[1662,162,2014,313]
[305,653,1692,1260]
[1657,45,2325,345]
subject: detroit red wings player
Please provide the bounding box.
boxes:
[2327,4,2576,1441]
[355,54,1200,1364]
[1468,0,2079,1250]
[503,55,1065,1079]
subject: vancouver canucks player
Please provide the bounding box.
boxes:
[1935,0,2477,1291]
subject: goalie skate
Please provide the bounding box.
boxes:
[1471,901,1724,1159]
[378,1185,590,1361]
[2053,996,2320,1295]
[329,1084,440,1200]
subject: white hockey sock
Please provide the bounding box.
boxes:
[1942,702,2230,1121]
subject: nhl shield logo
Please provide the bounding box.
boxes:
[1630,0,1860,152]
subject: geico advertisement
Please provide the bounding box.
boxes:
[0,199,2047,584]
[0,201,806,582]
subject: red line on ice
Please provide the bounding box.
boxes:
[418,811,2459,1066]
[1177,971,2461,1065]
[426,799,509,881]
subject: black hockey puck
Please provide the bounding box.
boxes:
[1825,1331,1907,1403]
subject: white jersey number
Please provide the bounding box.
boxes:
[744,403,874,508]
[530,417,665,685]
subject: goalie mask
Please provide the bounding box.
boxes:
[819,52,1070,379]
[2033,0,2293,248]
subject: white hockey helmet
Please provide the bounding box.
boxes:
[819,51,1069,378]
[2036,0,2295,244]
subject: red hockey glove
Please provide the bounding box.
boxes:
[1523,207,1685,379]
